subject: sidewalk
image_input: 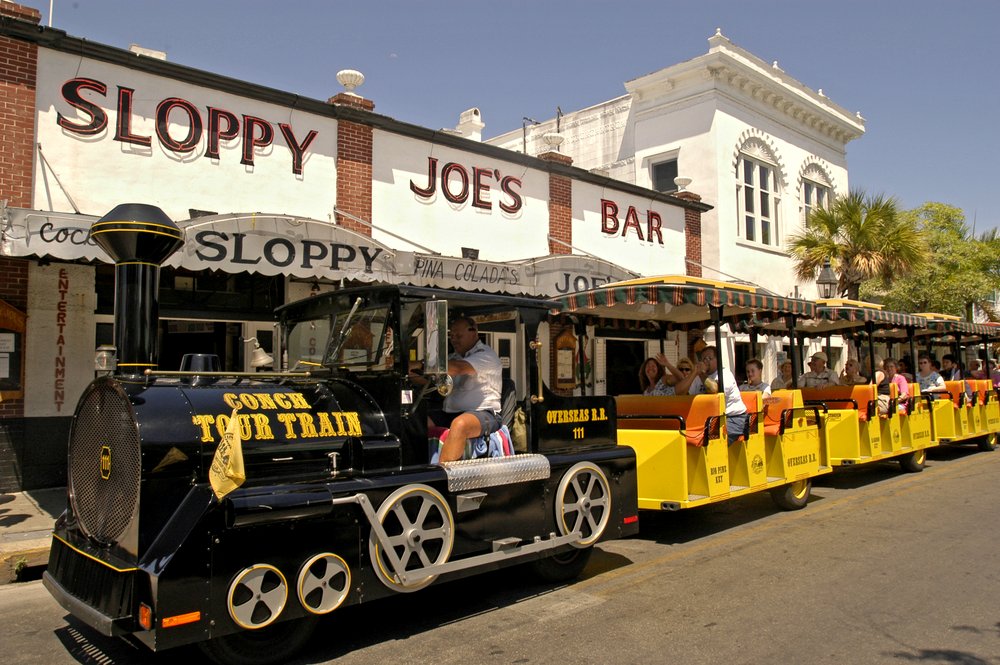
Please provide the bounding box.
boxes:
[0,487,64,584]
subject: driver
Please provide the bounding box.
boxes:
[424,316,503,462]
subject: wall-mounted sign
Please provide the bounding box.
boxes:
[58,77,319,175]
[4,207,637,298]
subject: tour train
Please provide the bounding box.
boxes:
[43,205,997,664]
[556,276,999,514]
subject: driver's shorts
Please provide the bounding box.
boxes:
[430,409,502,437]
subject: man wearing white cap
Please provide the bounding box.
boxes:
[801,351,840,388]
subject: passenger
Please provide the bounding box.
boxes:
[897,357,916,382]
[990,361,1000,389]
[801,351,840,388]
[770,359,793,390]
[940,353,962,381]
[423,316,503,463]
[840,358,869,385]
[968,359,986,380]
[689,345,749,444]
[639,356,674,395]
[875,358,909,415]
[739,358,772,397]
[916,355,947,394]
[639,354,697,396]
[671,356,699,395]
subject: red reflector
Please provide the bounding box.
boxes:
[162,611,201,628]
[623,514,639,525]
[138,603,153,630]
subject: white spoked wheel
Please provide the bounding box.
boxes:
[296,553,351,614]
[227,564,288,630]
[555,462,611,548]
[369,484,454,592]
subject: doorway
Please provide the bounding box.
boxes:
[603,339,646,396]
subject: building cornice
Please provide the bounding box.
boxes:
[626,30,866,145]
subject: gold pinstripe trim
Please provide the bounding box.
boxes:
[117,363,156,367]
[91,220,181,232]
[52,533,138,573]
[112,262,160,268]
[90,228,183,241]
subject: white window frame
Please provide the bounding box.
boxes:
[800,164,832,225]
[736,153,780,247]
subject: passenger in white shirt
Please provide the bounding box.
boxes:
[800,351,840,388]
[690,345,748,444]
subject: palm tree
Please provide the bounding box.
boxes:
[788,190,926,300]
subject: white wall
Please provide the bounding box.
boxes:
[35,50,339,222]
[571,181,686,276]
[371,132,549,261]
[24,263,96,417]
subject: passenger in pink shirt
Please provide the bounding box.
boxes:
[875,358,909,415]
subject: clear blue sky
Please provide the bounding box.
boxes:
[16,0,1000,231]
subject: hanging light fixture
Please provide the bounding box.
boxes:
[817,260,838,299]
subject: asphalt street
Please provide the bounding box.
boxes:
[1,445,997,665]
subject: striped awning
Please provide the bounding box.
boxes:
[805,305,929,332]
[555,275,815,327]
[916,316,996,339]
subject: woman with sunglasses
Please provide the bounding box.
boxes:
[639,353,698,396]
[916,354,947,394]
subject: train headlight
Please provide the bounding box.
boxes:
[95,345,117,376]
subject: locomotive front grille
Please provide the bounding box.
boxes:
[69,381,141,545]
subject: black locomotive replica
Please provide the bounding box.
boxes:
[42,204,639,664]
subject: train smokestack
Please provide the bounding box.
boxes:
[90,204,183,374]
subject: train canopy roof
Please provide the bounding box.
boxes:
[792,298,930,338]
[554,275,815,328]
[913,313,998,342]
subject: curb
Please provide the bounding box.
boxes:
[0,535,51,585]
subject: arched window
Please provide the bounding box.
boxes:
[736,149,780,246]
[800,163,833,224]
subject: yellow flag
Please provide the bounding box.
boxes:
[210,407,245,500]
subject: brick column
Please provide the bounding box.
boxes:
[539,151,573,256]
[674,191,703,277]
[0,3,40,475]
[329,93,374,236]
[0,1,39,208]
[538,152,575,392]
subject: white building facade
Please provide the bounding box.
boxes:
[488,30,865,300]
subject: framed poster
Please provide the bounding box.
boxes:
[0,300,25,399]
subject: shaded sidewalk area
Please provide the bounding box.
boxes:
[0,487,64,584]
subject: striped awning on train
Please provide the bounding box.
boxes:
[917,316,995,337]
[815,305,928,329]
[555,275,815,326]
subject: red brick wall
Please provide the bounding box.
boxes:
[548,173,572,255]
[540,152,573,255]
[0,2,39,208]
[673,192,703,278]
[684,208,702,277]
[0,2,39,424]
[330,93,374,236]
